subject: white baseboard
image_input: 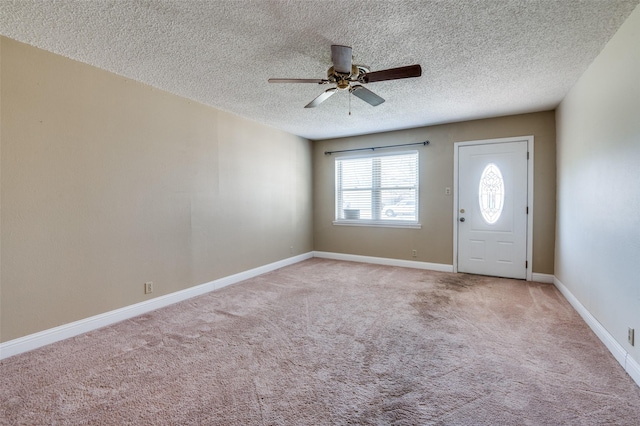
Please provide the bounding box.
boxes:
[0,252,313,360]
[554,277,640,388]
[532,272,554,283]
[313,251,454,272]
[4,253,639,391]
[627,354,640,388]
[312,255,639,389]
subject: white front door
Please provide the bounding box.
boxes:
[455,139,529,279]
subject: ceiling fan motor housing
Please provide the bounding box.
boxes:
[328,65,362,90]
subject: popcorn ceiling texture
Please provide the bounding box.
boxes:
[1,0,638,140]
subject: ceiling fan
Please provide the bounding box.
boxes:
[268,45,422,108]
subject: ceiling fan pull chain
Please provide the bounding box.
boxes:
[349,89,352,115]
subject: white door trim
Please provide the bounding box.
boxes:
[453,136,534,281]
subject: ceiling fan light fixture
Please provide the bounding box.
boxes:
[336,79,351,90]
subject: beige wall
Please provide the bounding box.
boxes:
[0,36,560,345]
[0,37,313,342]
[313,111,556,274]
[556,6,639,364]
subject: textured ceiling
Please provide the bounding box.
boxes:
[1,1,638,140]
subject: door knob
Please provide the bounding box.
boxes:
[460,217,465,222]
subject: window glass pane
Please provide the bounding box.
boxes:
[478,163,504,224]
[341,190,372,219]
[381,189,416,221]
[380,154,417,188]
[341,158,372,189]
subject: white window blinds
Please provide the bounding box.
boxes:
[335,151,419,224]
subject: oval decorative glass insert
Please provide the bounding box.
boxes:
[478,163,504,224]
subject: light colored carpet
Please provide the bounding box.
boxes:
[2,258,640,425]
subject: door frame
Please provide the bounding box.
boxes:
[453,136,534,281]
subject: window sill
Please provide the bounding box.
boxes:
[332,220,422,229]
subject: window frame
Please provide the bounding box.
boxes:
[333,150,421,229]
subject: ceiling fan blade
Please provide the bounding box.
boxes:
[350,85,385,106]
[304,88,338,108]
[363,64,422,83]
[331,45,352,74]
[268,78,327,83]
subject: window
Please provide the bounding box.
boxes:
[478,163,504,224]
[335,151,419,227]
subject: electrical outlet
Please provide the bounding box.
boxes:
[445,187,451,195]
[412,249,418,258]
[629,328,635,346]
[144,282,153,294]
[290,246,293,254]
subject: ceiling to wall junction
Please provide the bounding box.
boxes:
[1,0,637,140]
